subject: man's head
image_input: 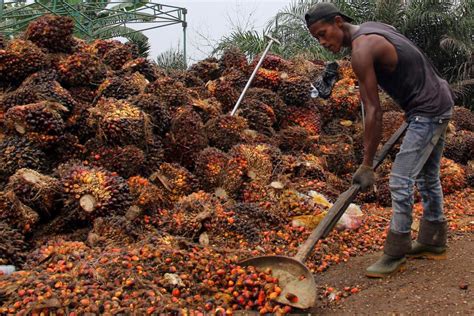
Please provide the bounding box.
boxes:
[305,3,353,53]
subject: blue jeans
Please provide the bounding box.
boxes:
[389,110,451,233]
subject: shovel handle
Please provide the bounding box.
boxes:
[230,36,280,116]
[294,121,408,263]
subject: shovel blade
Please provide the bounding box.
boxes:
[240,255,317,309]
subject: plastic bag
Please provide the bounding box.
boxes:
[336,203,364,231]
[312,61,340,99]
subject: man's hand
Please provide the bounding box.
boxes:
[352,164,375,192]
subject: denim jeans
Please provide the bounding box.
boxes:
[389,110,451,233]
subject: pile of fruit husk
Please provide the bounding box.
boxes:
[0,15,473,315]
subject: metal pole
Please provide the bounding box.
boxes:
[230,35,281,116]
[182,8,187,68]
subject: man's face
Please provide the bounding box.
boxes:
[308,17,344,53]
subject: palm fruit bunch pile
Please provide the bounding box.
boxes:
[0,15,472,315]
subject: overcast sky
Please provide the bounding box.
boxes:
[141,0,290,63]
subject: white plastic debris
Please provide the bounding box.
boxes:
[336,203,364,230]
[0,265,16,275]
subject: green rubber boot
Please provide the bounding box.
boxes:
[407,219,447,260]
[366,230,411,278]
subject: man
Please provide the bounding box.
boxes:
[305,3,454,278]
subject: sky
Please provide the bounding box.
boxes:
[140,0,290,63]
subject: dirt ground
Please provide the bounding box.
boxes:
[311,232,473,315]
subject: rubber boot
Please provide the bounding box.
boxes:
[407,219,447,260]
[366,230,411,278]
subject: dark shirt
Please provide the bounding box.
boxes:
[352,22,454,118]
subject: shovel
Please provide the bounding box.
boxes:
[240,121,409,309]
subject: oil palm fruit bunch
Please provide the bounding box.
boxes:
[328,77,360,119]
[220,68,248,90]
[280,106,321,136]
[251,53,292,72]
[86,39,122,58]
[318,134,356,176]
[194,148,248,198]
[6,168,61,219]
[0,221,27,266]
[0,33,3,49]
[0,136,47,183]
[277,126,317,152]
[149,163,200,205]
[0,190,40,233]
[164,191,222,239]
[57,161,131,220]
[122,57,163,82]
[289,55,325,81]
[278,75,311,106]
[57,52,107,87]
[206,77,240,113]
[188,57,221,82]
[87,143,145,179]
[97,72,147,100]
[204,114,248,151]
[237,99,276,136]
[3,70,78,112]
[88,97,153,147]
[5,101,67,144]
[218,46,248,72]
[0,39,47,85]
[0,87,39,112]
[146,77,191,110]
[229,144,273,185]
[452,105,474,132]
[440,158,467,195]
[246,87,286,126]
[254,68,281,90]
[164,107,208,169]
[128,176,165,211]
[444,130,474,165]
[169,69,205,88]
[104,45,134,70]
[129,93,171,136]
[25,15,75,53]
[191,96,223,122]
[194,147,230,191]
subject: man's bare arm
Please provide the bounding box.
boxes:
[351,41,383,167]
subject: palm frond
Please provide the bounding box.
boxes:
[156,47,186,71]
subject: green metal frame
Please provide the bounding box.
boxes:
[0,0,187,62]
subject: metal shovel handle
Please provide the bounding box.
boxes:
[230,35,281,116]
[294,121,409,263]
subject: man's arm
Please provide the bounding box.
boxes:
[351,41,383,167]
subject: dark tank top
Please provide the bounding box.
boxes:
[352,22,453,118]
